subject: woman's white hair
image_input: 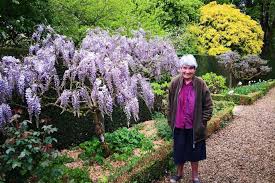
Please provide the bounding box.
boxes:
[178,54,198,68]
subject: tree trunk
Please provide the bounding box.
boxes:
[229,72,233,88]
[260,1,271,53]
[93,109,111,157]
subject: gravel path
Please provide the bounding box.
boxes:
[158,88,275,183]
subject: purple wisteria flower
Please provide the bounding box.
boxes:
[25,88,41,126]
[1,25,180,127]
[0,103,12,128]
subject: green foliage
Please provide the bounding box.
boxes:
[78,127,153,163]
[202,72,227,94]
[155,0,203,30]
[222,80,273,95]
[159,0,203,54]
[34,156,90,183]
[0,0,51,47]
[153,113,172,141]
[151,81,169,96]
[151,81,169,113]
[78,138,105,164]
[213,100,235,115]
[48,0,166,43]
[168,25,200,55]
[62,167,91,183]
[48,0,205,44]
[0,120,57,181]
[194,2,264,55]
[107,127,154,161]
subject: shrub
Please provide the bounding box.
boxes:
[194,2,264,55]
[217,51,271,83]
[78,127,154,163]
[0,120,58,182]
[33,155,90,183]
[202,72,227,94]
[151,81,169,96]
[213,100,235,115]
[153,112,172,141]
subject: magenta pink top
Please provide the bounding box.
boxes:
[175,81,196,129]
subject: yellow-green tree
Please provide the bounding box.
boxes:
[195,1,264,56]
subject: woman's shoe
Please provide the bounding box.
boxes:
[170,175,182,183]
[192,178,201,183]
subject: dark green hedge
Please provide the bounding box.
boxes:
[113,143,173,183]
[41,98,152,149]
[0,47,28,58]
[212,80,275,105]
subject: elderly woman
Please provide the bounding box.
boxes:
[167,55,213,183]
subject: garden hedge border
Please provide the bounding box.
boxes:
[111,104,235,183]
[112,142,172,183]
[211,80,275,105]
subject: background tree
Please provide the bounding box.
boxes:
[48,0,166,44]
[193,2,264,56]
[202,0,275,53]
[0,0,51,47]
[154,0,203,30]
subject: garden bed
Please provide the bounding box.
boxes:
[211,80,275,105]
[60,101,235,183]
[60,120,170,183]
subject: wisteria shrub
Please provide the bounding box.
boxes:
[0,25,179,145]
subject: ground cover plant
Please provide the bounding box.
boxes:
[221,80,274,95]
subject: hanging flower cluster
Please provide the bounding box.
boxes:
[0,25,179,127]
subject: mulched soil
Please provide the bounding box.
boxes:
[157,88,275,183]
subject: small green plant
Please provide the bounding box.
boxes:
[213,101,235,115]
[62,167,91,183]
[106,127,153,160]
[32,151,91,182]
[221,80,272,95]
[151,82,169,96]
[78,127,153,163]
[202,72,227,94]
[151,81,170,113]
[0,120,58,181]
[78,138,105,164]
[153,112,172,141]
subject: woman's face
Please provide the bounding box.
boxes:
[179,65,196,80]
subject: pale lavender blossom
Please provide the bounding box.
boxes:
[72,90,80,116]
[25,88,41,126]
[1,25,180,127]
[0,103,12,128]
[58,90,71,108]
